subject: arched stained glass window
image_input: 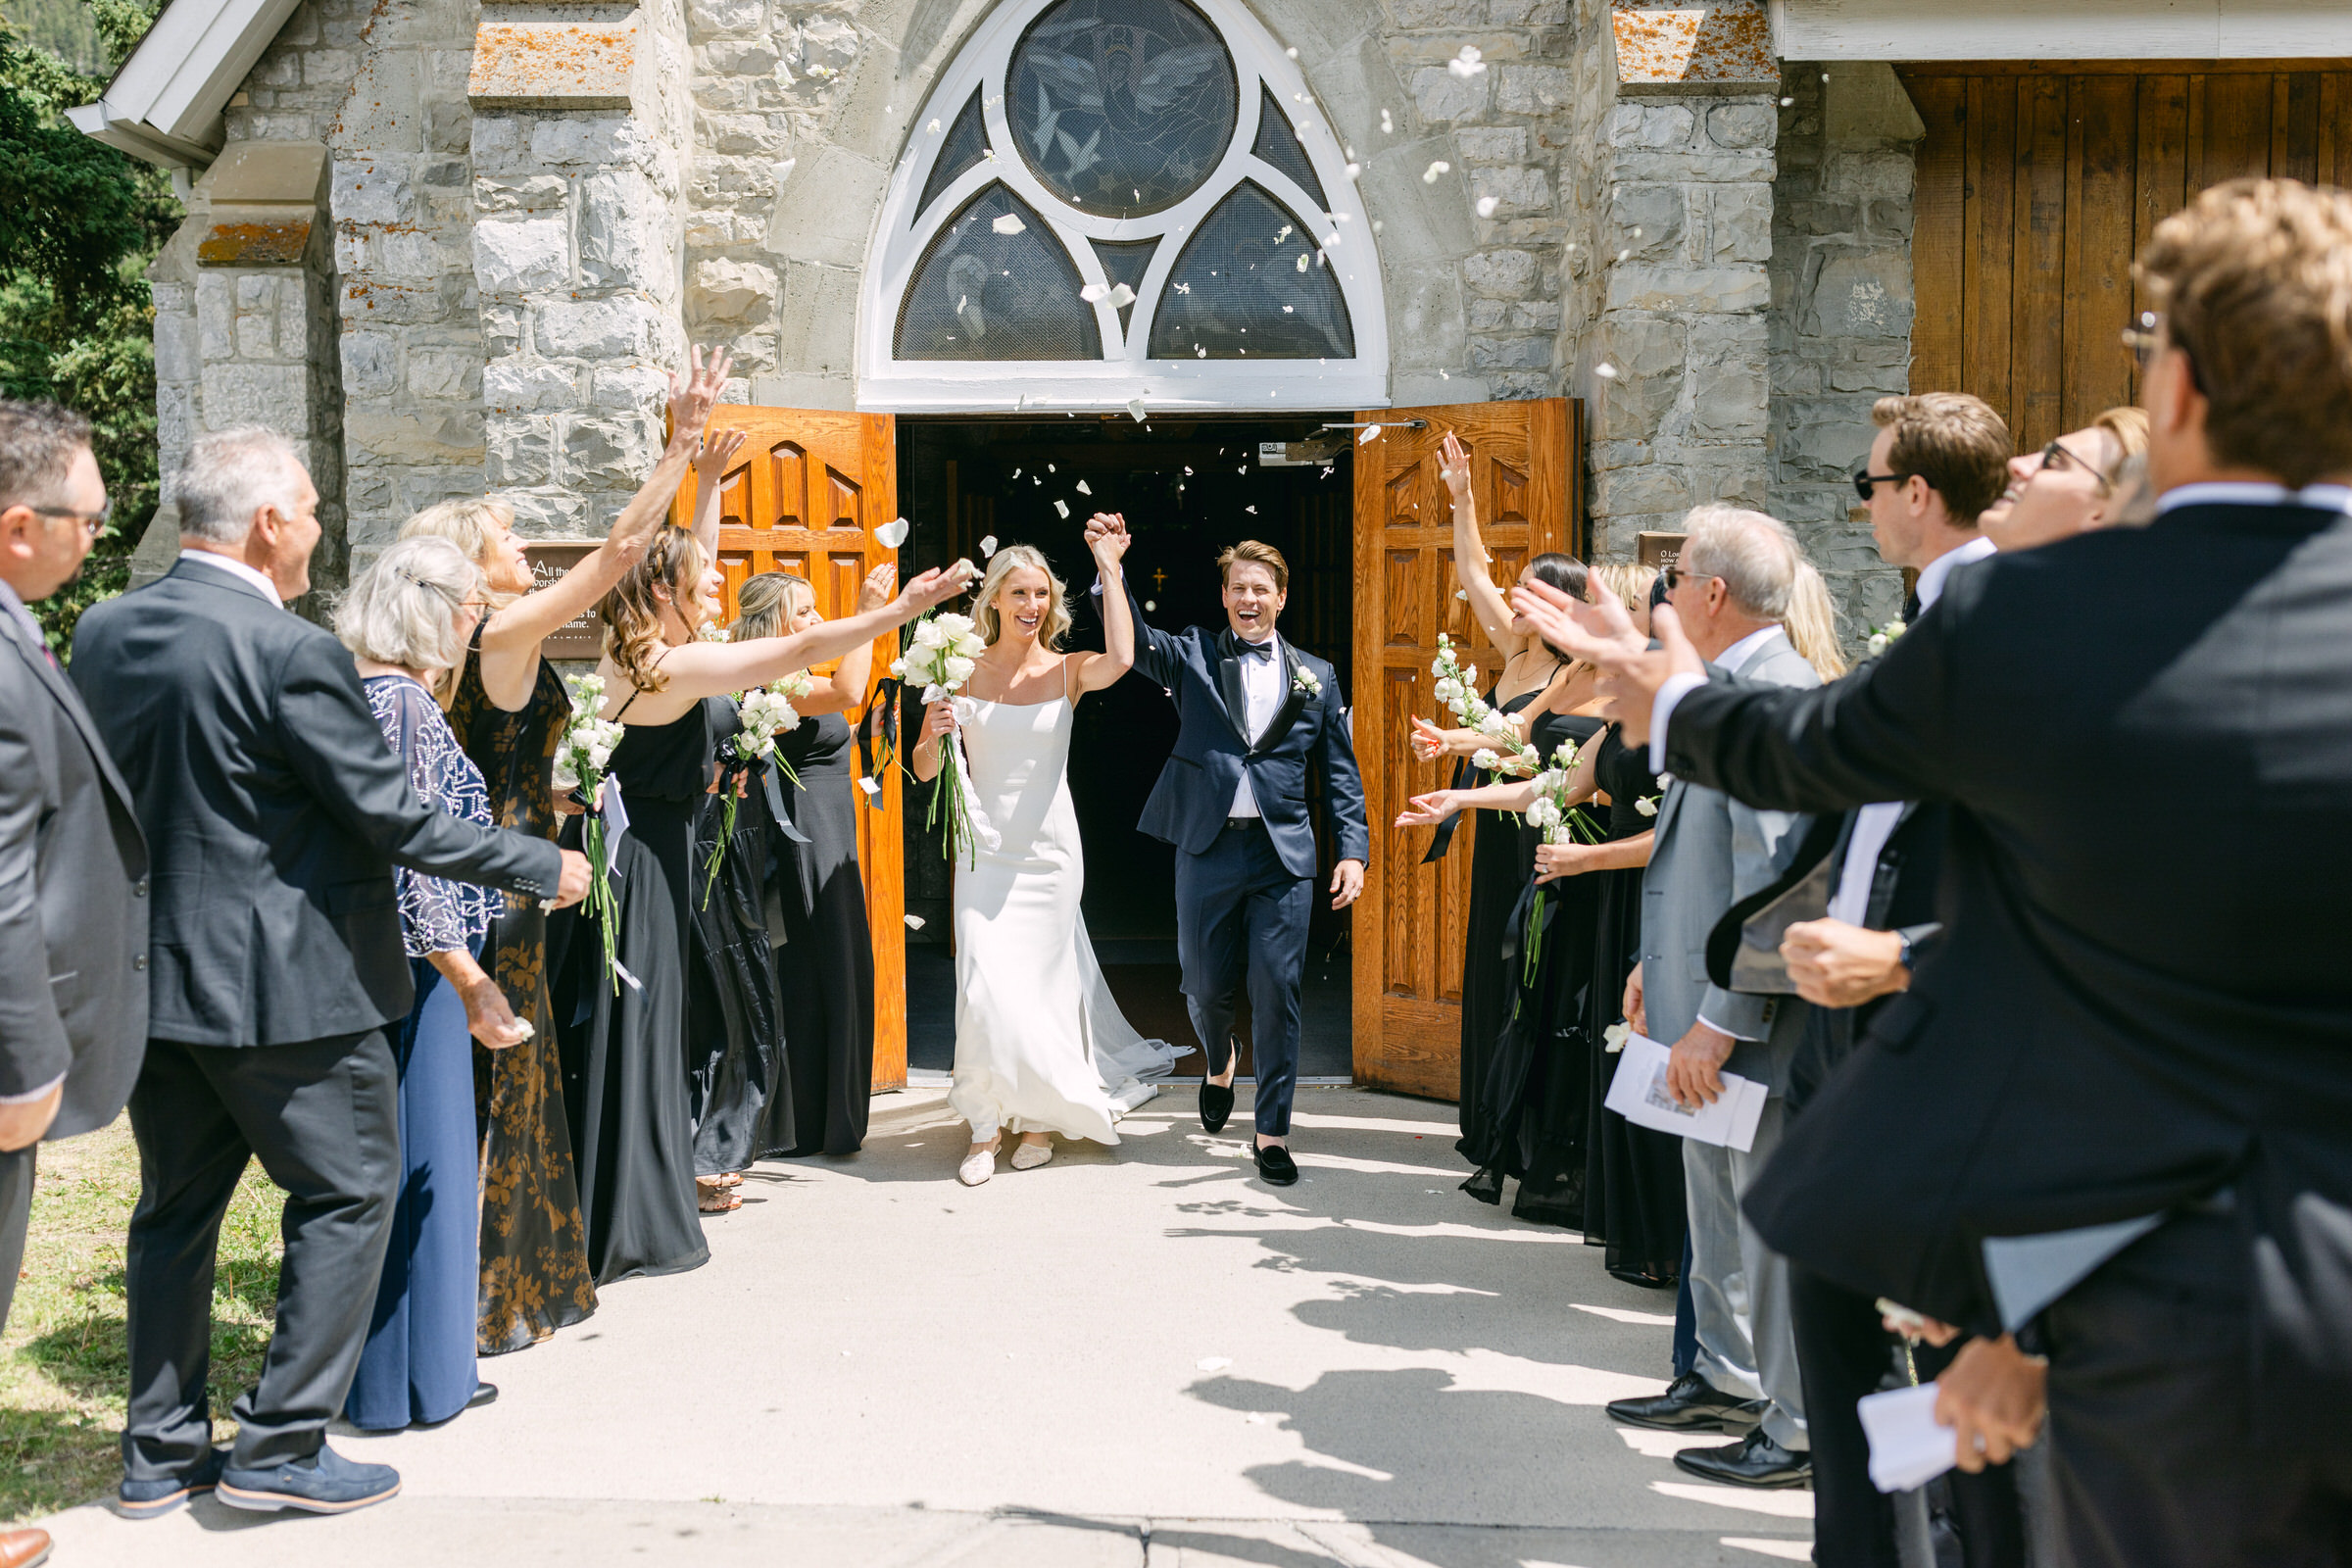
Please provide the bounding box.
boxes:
[862,0,1388,412]
[1149,182,1352,360]
[896,185,1102,362]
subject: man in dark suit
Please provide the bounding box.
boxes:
[1088,521,1367,1186]
[1517,177,2352,1567]
[74,426,590,1519]
[0,400,148,1568]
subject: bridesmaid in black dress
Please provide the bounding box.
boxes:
[729,569,892,1156]
[1424,430,1598,1174]
[398,348,729,1349]
[561,482,972,1283]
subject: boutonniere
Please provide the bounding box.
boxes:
[1865,617,1906,657]
[1291,664,1321,696]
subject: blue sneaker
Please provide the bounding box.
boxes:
[117,1446,226,1519]
[216,1444,400,1515]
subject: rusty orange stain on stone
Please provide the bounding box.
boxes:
[198,220,313,267]
[1612,3,1775,86]
[467,21,637,100]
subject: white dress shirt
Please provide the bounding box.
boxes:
[1227,632,1284,818]
[177,548,283,606]
[2154,481,2352,517]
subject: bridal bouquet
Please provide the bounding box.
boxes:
[703,671,816,907]
[892,599,989,867]
[1519,738,1603,988]
[551,672,626,992]
[1433,632,1538,783]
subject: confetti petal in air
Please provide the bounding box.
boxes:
[1144,600,1156,612]
[1296,253,1308,272]
[1345,162,1360,179]
[1380,108,1394,133]
[927,118,942,134]
[979,535,998,558]
[1075,479,1092,495]
[1422,160,1450,183]
[1054,499,1069,517]
[1476,196,1498,218]
[904,914,926,929]
[1127,398,1149,422]
[1106,283,1135,309]
[991,213,1025,235]
[874,517,910,548]
[1246,505,1257,514]
[1081,282,1108,302]
[1593,362,1620,380]
[1447,45,1486,78]
[1358,424,1381,445]
[1285,46,1298,57]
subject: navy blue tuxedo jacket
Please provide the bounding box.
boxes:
[1119,579,1370,880]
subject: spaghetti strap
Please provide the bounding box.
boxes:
[611,649,667,721]
[1062,653,1073,706]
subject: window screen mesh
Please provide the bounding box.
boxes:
[895,185,1103,361]
[1249,85,1327,213]
[1089,237,1157,332]
[1147,182,1353,360]
[915,90,992,223]
[1008,0,1237,219]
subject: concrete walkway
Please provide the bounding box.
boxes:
[40,1086,1813,1566]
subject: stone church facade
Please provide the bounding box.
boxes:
[74,0,2342,631]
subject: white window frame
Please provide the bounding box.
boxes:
[856,0,1389,415]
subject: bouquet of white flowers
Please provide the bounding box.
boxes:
[551,672,626,992]
[704,671,817,906]
[1519,737,1604,989]
[1434,632,1538,785]
[891,601,990,866]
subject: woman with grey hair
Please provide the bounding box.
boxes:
[335,535,525,1432]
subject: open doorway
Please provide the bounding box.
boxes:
[896,413,1355,1083]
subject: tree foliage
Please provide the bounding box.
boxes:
[0,0,175,652]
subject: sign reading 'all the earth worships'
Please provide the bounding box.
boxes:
[521,542,604,661]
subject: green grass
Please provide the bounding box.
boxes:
[0,1118,285,1524]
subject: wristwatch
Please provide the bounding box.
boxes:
[1892,921,1942,979]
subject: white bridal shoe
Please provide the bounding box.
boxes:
[958,1144,998,1186]
[1009,1139,1054,1171]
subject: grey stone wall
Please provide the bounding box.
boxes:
[1766,61,1923,638]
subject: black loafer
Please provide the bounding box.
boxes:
[467,1382,499,1410]
[1199,1080,1235,1134]
[1672,1427,1812,1489]
[1254,1143,1298,1186]
[1605,1371,1765,1434]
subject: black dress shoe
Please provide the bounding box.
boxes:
[1604,1371,1766,1434]
[1672,1427,1813,1489]
[466,1382,499,1410]
[1199,1080,1235,1133]
[1253,1143,1298,1186]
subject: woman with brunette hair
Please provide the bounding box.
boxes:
[556,491,973,1282]
[1416,431,1601,1196]
[731,566,895,1156]
[398,349,730,1350]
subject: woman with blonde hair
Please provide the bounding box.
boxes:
[1783,560,1850,681]
[557,494,972,1280]
[909,530,1180,1185]
[334,536,525,1431]
[731,564,896,1156]
[397,350,730,1354]
[1979,405,2151,551]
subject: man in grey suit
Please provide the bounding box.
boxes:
[74,428,591,1519]
[0,400,149,1568]
[1602,505,1820,1489]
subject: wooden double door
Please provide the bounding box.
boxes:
[675,397,1581,1104]
[1903,58,2352,448]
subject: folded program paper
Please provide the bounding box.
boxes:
[1602,1033,1769,1152]
[1859,1382,1956,1494]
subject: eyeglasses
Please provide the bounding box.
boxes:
[1660,565,1720,594]
[1852,468,1911,504]
[2123,309,2204,393]
[24,498,113,538]
[2035,437,2114,496]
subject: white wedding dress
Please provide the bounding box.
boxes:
[947,659,1184,1145]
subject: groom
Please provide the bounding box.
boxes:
[1086,516,1368,1186]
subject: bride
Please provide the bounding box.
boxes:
[910,521,1183,1185]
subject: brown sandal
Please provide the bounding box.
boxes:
[697,1177,742,1213]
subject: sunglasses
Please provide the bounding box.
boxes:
[1660,565,1720,593]
[1853,468,1912,503]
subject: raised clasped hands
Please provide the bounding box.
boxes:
[1084,512,1132,568]
[1508,578,1701,750]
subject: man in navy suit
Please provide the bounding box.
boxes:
[1088,520,1368,1186]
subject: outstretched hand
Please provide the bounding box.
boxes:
[1507,578,1701,749]
[857,563,897,614]
[896,562,978,618]
[1437,431,1473,509]
[1394,790,1460,828]
[665,344,735,452]
[695,425,750,482]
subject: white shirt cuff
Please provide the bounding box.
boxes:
[1696,1010,1761,1044]
[0,1072,65,1105]
[1648,670,1708,774]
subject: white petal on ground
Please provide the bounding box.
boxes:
[874,517,910,548]
[991,213,1025,235]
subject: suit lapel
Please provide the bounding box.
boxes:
[1250,643,1313,757]
[0,608,139,819]
[1211,634,1252,748]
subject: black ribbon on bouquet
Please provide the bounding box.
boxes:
[1420,756,1475,864]
[857,675,905,806]
[759,760,809,845]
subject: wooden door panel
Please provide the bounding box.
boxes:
[674,409,907,1094]
[1903,59,2352,445]
[1350,399,1579,1101]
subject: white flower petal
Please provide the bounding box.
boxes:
[980,534,998,558]
[875,517,910,549]
[991,213,1026,235]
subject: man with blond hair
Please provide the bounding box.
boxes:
[1517,177,2352,1566]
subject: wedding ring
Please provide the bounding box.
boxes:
[1971,1433,1987,1454]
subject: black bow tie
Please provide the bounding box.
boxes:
[1233,638,1276,662]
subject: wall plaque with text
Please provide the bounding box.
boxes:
[1636,531,1687,571]
[520,542,604,661]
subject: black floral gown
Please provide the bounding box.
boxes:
[445,628,598,1353]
